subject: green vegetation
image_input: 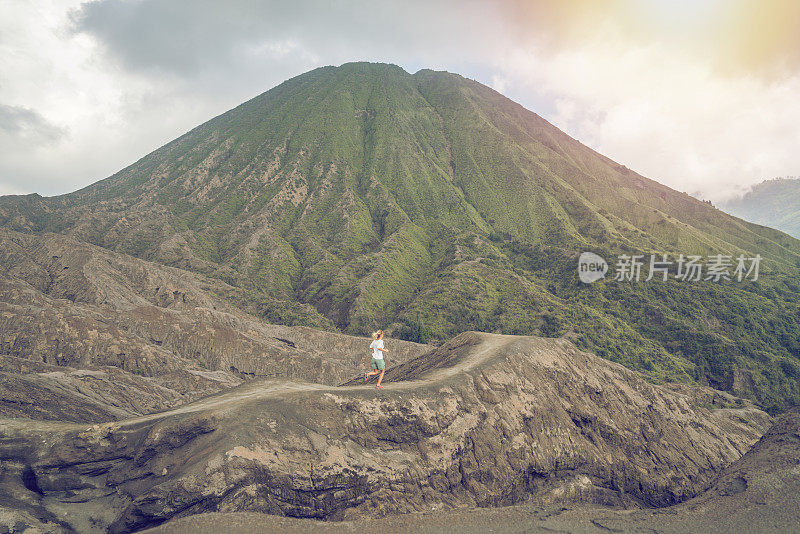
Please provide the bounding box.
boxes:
[1,62,800,413]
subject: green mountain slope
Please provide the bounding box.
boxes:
[722,178,800,238]
[2,62,800,412]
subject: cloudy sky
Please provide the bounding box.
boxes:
[2,0,799,202]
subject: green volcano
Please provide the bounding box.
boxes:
[2,62,799,412]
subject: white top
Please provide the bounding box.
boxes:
[370,339,384,359]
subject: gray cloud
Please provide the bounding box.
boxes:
[70,0,506,81]
[0,104,68,196]
[0,104,66,143]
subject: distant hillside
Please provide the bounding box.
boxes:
[722,177,800,238]
[2,62,800,412]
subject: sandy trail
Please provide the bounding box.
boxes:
[0,333,512,434]
[374,333,515,386]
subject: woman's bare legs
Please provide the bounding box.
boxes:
[376,368,385,386]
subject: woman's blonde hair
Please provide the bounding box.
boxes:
[372,330,383,340]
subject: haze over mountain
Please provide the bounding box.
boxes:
[1,62,800,412]
[722,177,800,239]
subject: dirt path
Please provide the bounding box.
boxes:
[0,333,511,435]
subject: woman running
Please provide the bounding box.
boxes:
[365,329,388,388]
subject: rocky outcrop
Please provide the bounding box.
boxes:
[668,405,800,528]
[140,407,800,534]
[0,332,771,533]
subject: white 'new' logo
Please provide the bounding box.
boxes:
[578,252,608,283]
